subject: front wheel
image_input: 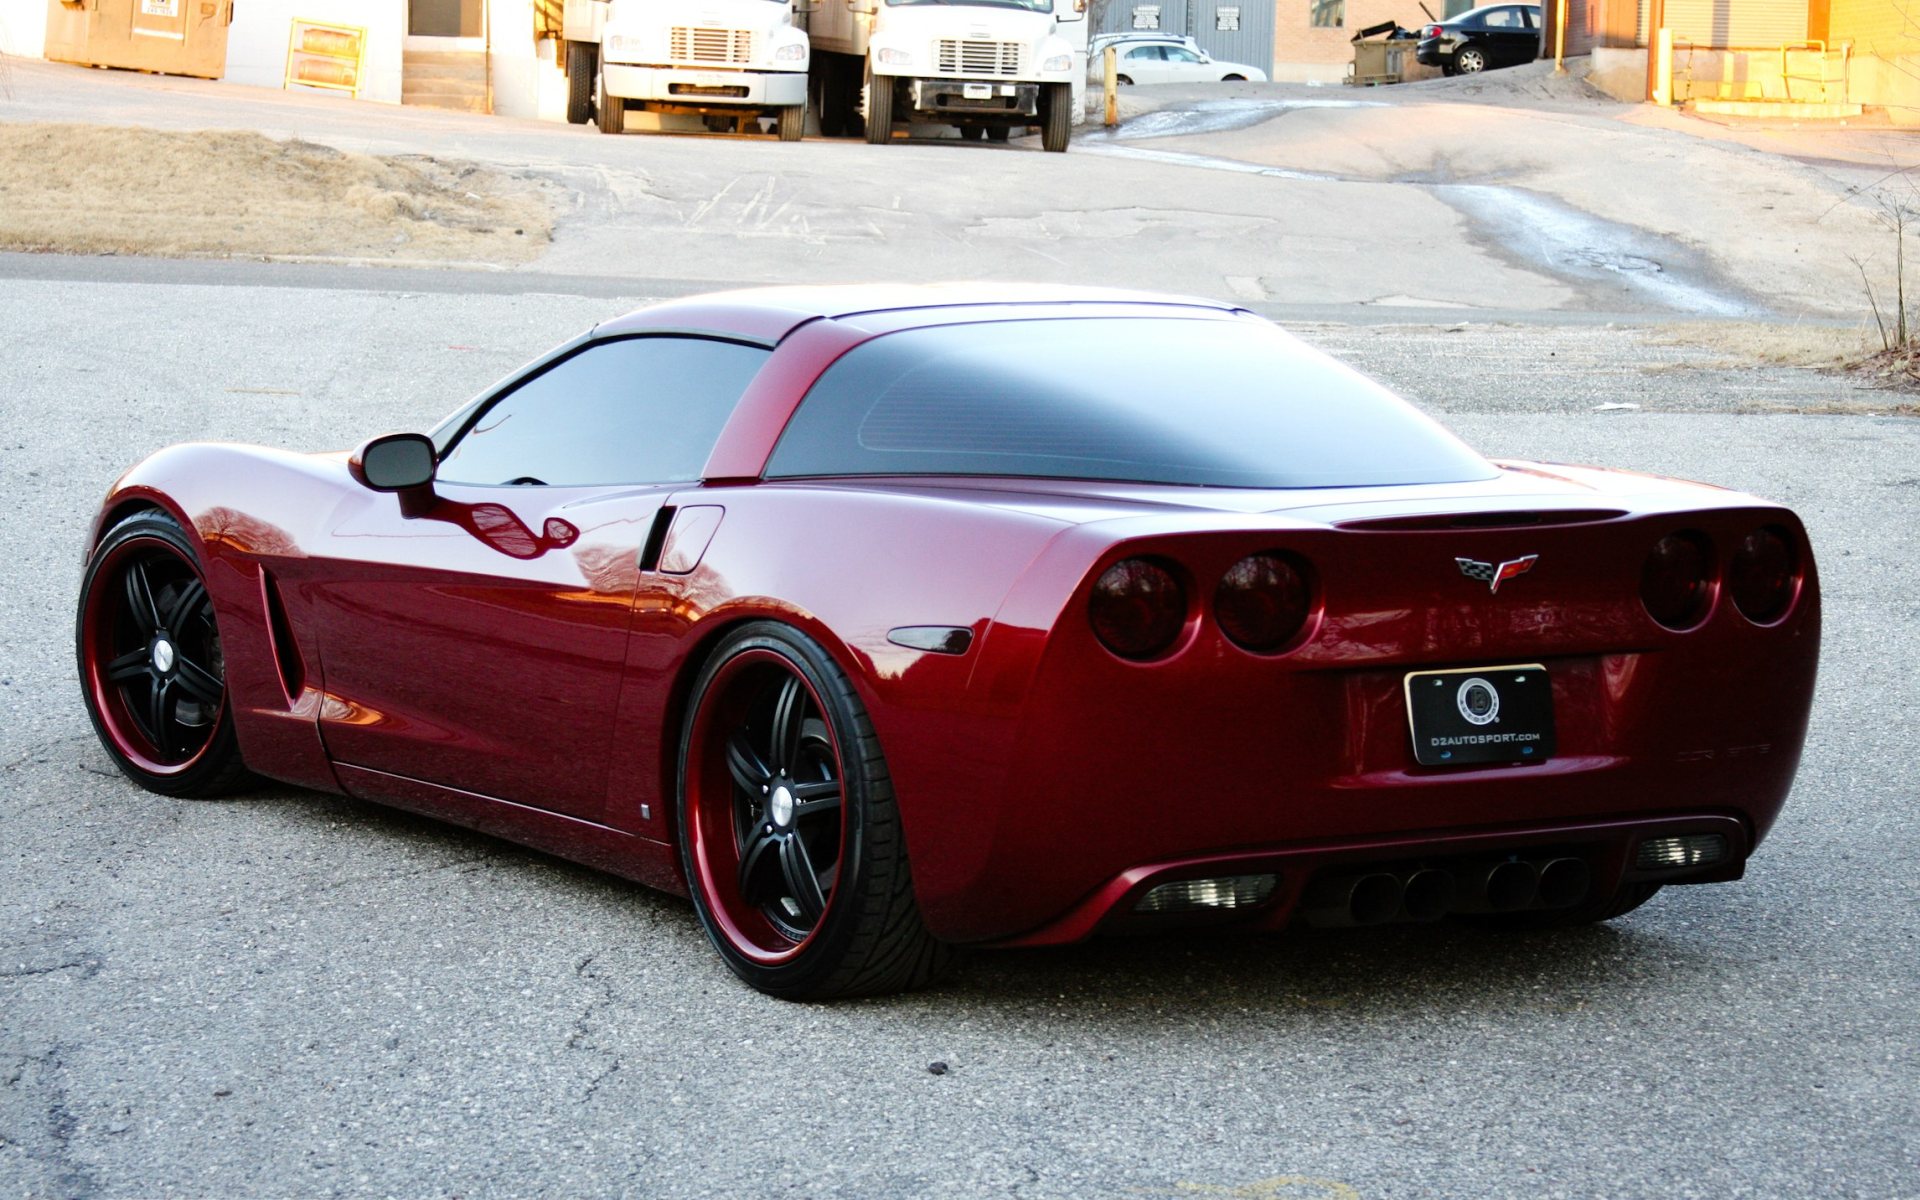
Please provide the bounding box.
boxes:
[596,67,625,134]
[1040,81,1072,153]
[677,622,952,998]
[863,62,894,144]
[77,510,255,798]
[776,103,805,142]
[565,41,596,124]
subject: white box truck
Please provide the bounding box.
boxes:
[804,0,1084,151]
[561,0,811,139]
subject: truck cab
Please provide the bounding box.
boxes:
[805,0,1084,151]
[562,0,811,139]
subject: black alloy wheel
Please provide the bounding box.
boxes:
[77,510,254,797]
[678,622,952,998]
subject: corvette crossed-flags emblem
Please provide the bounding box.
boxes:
[1456,554,1539,594]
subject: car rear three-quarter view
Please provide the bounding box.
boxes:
[76,285,1820,999]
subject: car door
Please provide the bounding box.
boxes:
[301,334,770,821]
[1479,6,1536,65]
[1160,45,1211,82]
[1120,43,1166,83]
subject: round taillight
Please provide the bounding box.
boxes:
[1089,558,1186,660]
[1730,526,1798,623]
[1641,532,1713,630]
[1214,553,1311,653]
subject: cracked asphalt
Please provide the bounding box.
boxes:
[1,263,1916,1198]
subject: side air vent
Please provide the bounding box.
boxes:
[259,568,305,706]
[1337,509,1627,532]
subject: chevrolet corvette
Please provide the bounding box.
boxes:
[76,284,1819,998]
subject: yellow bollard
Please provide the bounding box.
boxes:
[1652,27,1672,105]
[1104,45,1118,127]
[1554,0,1566,72]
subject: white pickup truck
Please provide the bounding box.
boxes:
[562,0,811,139]
[804,0,1084,151]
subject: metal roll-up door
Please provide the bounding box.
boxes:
[1663,0,1806,48]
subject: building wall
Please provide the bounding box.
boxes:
[0,0,49,58]
[225,0,405,103]
[1831,0,1920,54]
[1272,0,1440,79]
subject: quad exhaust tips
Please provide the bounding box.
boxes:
[1300,857,1590,927]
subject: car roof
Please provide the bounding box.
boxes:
[594,283,1248,343]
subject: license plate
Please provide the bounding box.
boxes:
[963,82,993,99]
[1404,664,1554,767]
[687,72,733,88]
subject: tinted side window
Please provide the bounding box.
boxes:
[1125,45,1163,59]
[438,337,768,486]
[1483,8,1522,26]
[1167,47,1204,62]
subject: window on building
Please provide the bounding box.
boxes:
[1310,0,1345,28]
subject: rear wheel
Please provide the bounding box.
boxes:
[677,622,952,998]
[1040,81,1071,153]
[959,124,985,141]
[985,125,1010,143]
[565,40,596,124]
[863,61,894,144]
[1455,45,1488,73]
[77,510,254,798]
[776,103,805,141]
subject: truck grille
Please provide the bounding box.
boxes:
[670,27,753,64]
[936,39,1022,76]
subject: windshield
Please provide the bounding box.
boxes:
[765,316,1497,489]
[887,0,1054,13]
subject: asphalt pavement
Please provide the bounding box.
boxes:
[1,264,1916,1198]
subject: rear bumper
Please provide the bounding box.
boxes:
[986,811,1749,946]
[602,63,807,107]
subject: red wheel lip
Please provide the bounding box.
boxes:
[684,646,849,967]
[80,534,223,778]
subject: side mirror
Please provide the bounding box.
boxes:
[350,432,438,493]
[791,0,820,11]
[1056,0,1087,21]
[846,0,876,14]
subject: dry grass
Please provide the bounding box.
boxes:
[0,123,553,264]
[1645,321,1877,368]
[1842,345,1920,397]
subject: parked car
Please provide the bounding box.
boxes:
[1415,3,1542,75]
[79,285,1818,999]
[1090,33,1267,83]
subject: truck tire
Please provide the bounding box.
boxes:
[1041,81,1071,152]
[985,125,1010,142]
[777,103,805,141]
[863,61,893,144]
[565,40,596,125]
[597,66,625,134]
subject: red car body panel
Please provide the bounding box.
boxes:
[88,288,1821,946]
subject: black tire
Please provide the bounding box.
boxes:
[1040,80,1071,153]
[1455,45,1488,74]
[77,510,256,799]
[811,69,843,137]
[776,103,805,141]
[1222,73,1245,80]
[565,40,596,125]
[1458,882,1663,931]
[677,622,953,999]
[1116,74,1133,85]
[958,124,985,141]
[596,65,625,134]
[863,61,894,144]
[985,125,1010,143]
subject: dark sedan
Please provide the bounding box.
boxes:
[1416,4,1542,74]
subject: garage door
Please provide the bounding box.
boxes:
[1664,0,1806,48]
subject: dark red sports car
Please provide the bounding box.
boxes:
[77,285,1819,998]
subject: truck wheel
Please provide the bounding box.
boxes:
[863,62,893,144]
[985,125,1009,142]
[1041,81,1071,152]
[959,124,984,141]
[565,41,596,125]
[777,103,805,141]
[596,63,624,134]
